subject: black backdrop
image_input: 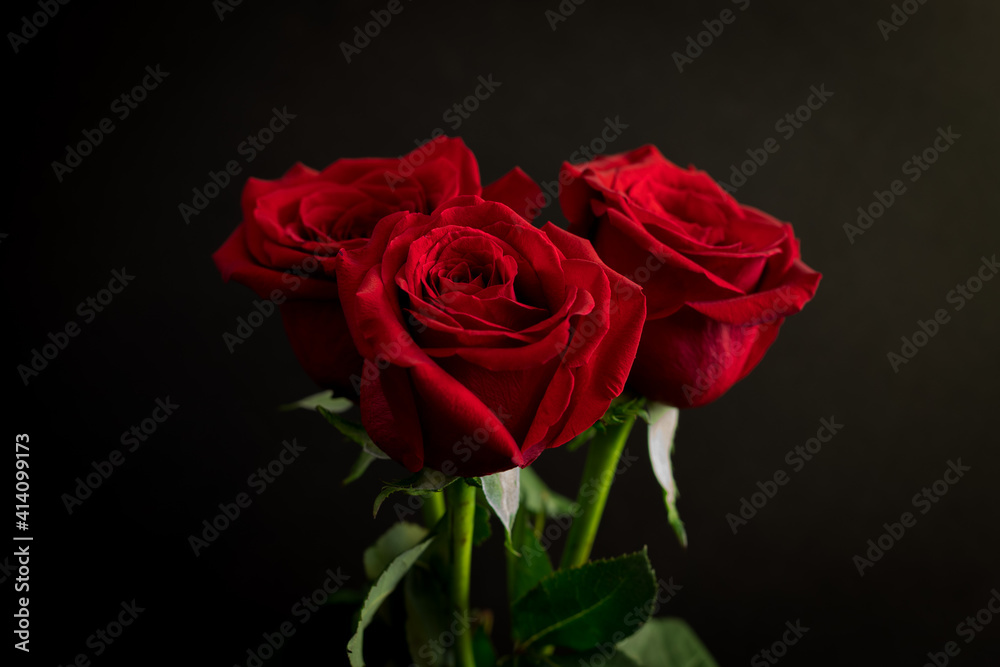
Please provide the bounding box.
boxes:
[5,0,1000,665]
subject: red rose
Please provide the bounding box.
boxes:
[212,137,540,393]
[336,196,646,476]
[560,145,821,408]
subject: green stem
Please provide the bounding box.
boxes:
[449,481,477,667]
[506,510,529,605]
[422,490,446,528]
[560,414,637,569]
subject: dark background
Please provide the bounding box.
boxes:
[5,0,999,665]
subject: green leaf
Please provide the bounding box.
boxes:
[403,565,453,666]
[647,402,687,548]
[482,468,520,543]
[473,503,492,546]
[343,449,379,485]
[312,405,388,485]
[472,626,497,667]
[511,548,657,652]
[363,522,429,581]
[373,469,459,518]
[520,468,576,517]
[317,406,384,454]
[506,511,553,606]
[347,535,434,667]
[279,389,353,413]
[617,617,719,667]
